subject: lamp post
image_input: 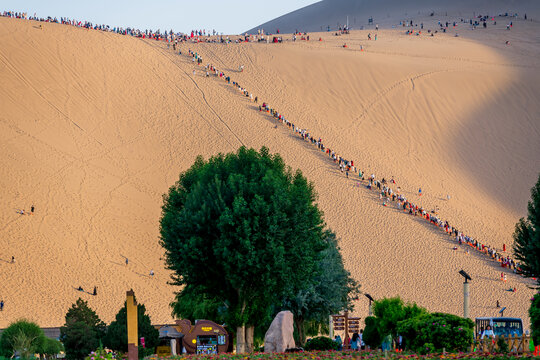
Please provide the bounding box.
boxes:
[365,293,374,316]
[459,270,472,318]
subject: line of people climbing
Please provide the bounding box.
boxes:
[177,46,525,280]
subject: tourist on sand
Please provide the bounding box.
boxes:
[503,273,507,283]
[150,270,154,277]
[418,188,422,196]
[0,300,3,311]
[31,205,35,214]
[125,258,129,266]
[78,286,84,292]
[496,300,500,308]
[93,286,97,296]
[11,256,15,264]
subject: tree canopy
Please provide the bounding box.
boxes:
[530,293,540,345]
[160,147,341,352]
[60,298,106,360]
[372,297,427,339]
[283,230,360,345]
[513,173,540,288]
[0,319,45,357]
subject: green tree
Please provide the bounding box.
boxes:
[104,300,159,358]
[372,297,427,339]
[0,319,45,357]
[160,147,328,353]
[39,337,64,359]
[60,298,106,360]
[283,230,361,345]
[531,293,540,346]
[513,173,540,288]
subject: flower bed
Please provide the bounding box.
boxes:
[146,350,540,360]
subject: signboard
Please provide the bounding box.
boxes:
[156,346,171,356]
[197,345,217,355]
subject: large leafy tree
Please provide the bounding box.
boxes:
[160,147,328,352]
[60,298,106,360]
[0,319,45,357]
[283,230,361,345]
[104,299,159,357]
[513,173,540,288]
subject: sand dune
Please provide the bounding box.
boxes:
[247,0,540,34]
[0,6,539,331]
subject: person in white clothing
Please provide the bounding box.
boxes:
[481,325,494,339]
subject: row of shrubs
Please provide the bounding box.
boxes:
[0,297,158,359]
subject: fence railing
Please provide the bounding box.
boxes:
[473,334,531,354]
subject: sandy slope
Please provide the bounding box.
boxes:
[247,0,540,34]
[0,11,539,330]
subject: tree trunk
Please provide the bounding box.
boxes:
[295,317,305,347]
[245,325,254,353]
[236,325,246,353]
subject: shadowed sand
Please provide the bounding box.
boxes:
[0,6,539,329]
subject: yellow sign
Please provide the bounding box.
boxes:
[156,346,171,356]
[192,339,197,344]
[201,326,213,332]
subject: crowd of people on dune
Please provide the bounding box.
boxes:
[1,10,289,45]
[178,45,528,286]
[0,10,222,42]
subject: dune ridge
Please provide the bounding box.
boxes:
[0,6,539,330]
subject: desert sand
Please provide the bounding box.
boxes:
[0,3,539,331]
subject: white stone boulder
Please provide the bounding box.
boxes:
[264,310,296,353]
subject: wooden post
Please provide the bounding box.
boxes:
[127,290,138,360]
[344,311,350,349]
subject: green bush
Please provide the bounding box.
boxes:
[40,337,63,356]
[0,319,45,358]
[397,312,474,352]
[372,297,426,338]
[497,336,509,354]
[303,336,339,351]
[419,342,435,354]
[363,316,382,349]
